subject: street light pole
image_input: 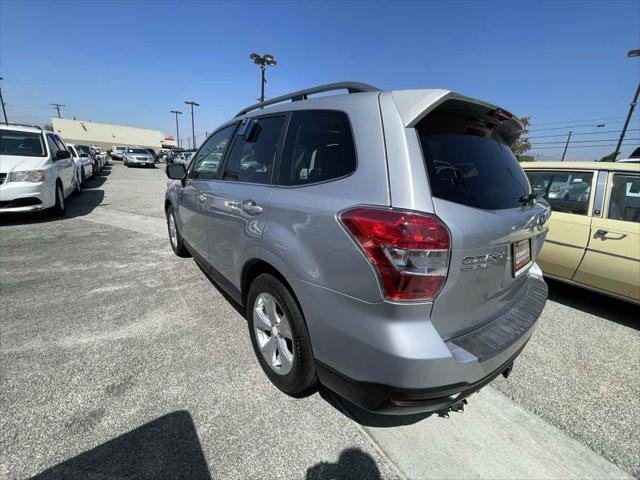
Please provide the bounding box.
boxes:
[184,101,199,149]
[0,76,8,124]
[170,110,182,149]
[612,49,640,161]
[249,53,277,104]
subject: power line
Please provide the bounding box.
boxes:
[530,115,628,127]
[529,128,640,139]
[528,119,630,132]
[532,137,640,145]
[50,103,65,118]
[530,143,637,150]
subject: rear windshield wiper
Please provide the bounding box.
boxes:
[518,193,538,204]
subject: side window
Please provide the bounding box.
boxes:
[68,146,77,157]
[278,110,356,186]
[608,174,640,223]
[525,171,593,215]
[190,124,236,180]
[222,116,285,184]
[46,135,60,158]
[54,136,68,152]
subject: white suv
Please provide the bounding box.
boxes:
[0,124,79,215]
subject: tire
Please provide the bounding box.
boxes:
[81,168,86,184]
[166,205,190,258]
[247,274,317,397]
[72,175,82,196]
[52,182,66,216]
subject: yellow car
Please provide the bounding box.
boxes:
[523,162,640,304]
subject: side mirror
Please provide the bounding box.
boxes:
[56,150,71,160]
[166,162,187,180]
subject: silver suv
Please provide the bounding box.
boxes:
[165,82,549,415]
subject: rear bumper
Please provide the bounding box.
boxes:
[293,266,547,414]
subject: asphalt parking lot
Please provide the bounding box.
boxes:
[1,162,638,479]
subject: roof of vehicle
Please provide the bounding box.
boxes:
[0,123,50,134]
[523,161,640,172]
[234,81,523,134]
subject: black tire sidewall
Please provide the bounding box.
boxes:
[246,274,317,397]
[166,205,190,257]
[53,183,65,216]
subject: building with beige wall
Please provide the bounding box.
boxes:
[51,118,171,150]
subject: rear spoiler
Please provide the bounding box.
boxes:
[390,89,524,145]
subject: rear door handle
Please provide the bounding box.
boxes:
[225,200,242,209]
[197,193,207,203]
[594,229,627,240]
[242,200,263,215]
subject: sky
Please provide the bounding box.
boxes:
[1,0,639,160]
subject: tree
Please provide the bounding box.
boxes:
[512,117,532,162]
[599,152,616,162]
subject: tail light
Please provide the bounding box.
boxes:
[338,207,450,301]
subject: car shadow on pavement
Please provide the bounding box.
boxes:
[32,411,211,480]
[546,278,639,331]
[306,447,382,480]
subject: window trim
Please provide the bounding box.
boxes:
[273,109,359,189]
[603,171,640,223]
[217,112,289,186]
[187,122,239,180]
[525,168,597,216]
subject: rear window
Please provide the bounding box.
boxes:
[0,130,46,157]
[127,148,148,154]
[417,103,529,210]
[278,110,356,186]
[525,170,593,215]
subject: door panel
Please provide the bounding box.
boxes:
[537,212,591,279]
[574,173,640,301]
[178,180,209,258]
[201,181,273,289]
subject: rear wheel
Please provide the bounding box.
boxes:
[166,205,190,257]
[247,274,317,397]
[81,168,86,184]
[52,182,65,216]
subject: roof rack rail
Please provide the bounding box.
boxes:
[2,122,43,130]
[235,81,380,117]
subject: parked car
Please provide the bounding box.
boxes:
[618,146,640,163]
[524,162,640,304]
[123,147,155,168]
[75,144,103,174]
[0,124,80,215]
[164,82,549,415]
[110,145,127,160]
[90,146,109,166]
[67,143,94,183]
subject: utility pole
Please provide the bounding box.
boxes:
[561,131,572,161]
[612,49,640,161]
[249,53,277,103]
[50,103,65,119]
[184,101,199,149]
[170,110,183,149]
[0,76,8,124]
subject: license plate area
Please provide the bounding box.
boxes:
[512,238,532,277]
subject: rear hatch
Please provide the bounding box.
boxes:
[415,99,548,340]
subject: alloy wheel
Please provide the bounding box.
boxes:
[253,293,295,375]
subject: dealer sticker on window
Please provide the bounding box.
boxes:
[513,238,532,277]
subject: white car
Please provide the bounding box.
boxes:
[67,144,95,183]
[0,124,80,215]
[123,147,155,167]
[110,145,127,160]
[75,144,103,173]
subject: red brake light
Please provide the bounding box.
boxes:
[338,207,450,301]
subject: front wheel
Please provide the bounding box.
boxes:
[166,205,190,258]
[72,175,82,196]
[52,182,66,216]
[247,274,317,397]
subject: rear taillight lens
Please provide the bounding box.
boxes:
[339,207,450,301]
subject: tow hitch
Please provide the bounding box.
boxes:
[436,398,468,418]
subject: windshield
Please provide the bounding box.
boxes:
[0,130,46,157]
[417,107,529,210]
[128,148,149,154]
[77,145,93,155]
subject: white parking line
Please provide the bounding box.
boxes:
[363,386,632,479]
[74,207,167,239]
